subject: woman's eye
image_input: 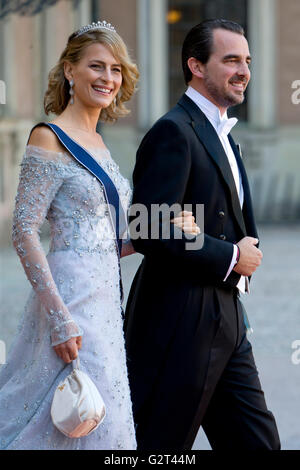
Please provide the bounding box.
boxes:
[91,64,102,69]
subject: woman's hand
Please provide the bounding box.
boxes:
[171,211,200,235]
[121,240,136,258]
[53,336,82,363]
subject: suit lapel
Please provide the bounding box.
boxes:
[178,94,247,236]
[228,135,258,238]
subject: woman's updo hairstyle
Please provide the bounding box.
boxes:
[44,26,139,123]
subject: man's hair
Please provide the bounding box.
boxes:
[182,19,245,84]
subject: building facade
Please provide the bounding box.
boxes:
[0,0,299,244]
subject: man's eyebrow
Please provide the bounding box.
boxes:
[223,54,252,62]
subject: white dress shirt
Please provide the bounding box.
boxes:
[185,86,248,293]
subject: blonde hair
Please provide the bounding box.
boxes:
[44,28,139,123]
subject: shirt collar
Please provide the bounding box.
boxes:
[185,86,238,136]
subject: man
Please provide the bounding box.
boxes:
[124,19,280,450]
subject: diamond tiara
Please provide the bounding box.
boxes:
[74,20,116,38]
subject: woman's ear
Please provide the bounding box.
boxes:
[64,62,73,82]
[187,57,205,79]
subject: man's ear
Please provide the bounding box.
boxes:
[64,62,73,82]
[187,57,205,79]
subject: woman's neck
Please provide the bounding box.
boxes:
[55,103,101,133]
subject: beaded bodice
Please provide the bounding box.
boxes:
[11,145,132,345]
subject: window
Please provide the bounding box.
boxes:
[168,0,248,120]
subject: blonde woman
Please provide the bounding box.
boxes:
[0,21,198,450]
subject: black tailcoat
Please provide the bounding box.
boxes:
[124,95,277,450]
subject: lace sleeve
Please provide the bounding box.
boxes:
[12,148,83,346]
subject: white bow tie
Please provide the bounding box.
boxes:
[218,117,238,136]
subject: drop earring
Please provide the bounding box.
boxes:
[69,79,74,104]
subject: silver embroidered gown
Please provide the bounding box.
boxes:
[0,144,136,450]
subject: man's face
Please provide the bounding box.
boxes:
[201,28,251,109]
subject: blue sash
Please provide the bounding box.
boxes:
[45,123,126,255]
[27,122,126,302]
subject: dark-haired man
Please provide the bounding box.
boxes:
[124,19,280,451]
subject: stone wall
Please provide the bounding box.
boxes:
[278,0,300,125]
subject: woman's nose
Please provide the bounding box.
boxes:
[101,67,112,81]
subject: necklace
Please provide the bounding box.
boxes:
[62,126,98,134]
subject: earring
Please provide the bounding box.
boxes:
[69,79,74,104]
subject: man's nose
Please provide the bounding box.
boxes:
[238,62,250,79]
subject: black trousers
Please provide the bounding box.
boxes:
[136,292,281,451]
[188,294,280,450]
[201,322,280,449]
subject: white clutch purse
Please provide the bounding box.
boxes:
[51,357,106,438]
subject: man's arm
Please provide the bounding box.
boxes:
[129,118,237,283]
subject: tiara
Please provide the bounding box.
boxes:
[74,20,116,38]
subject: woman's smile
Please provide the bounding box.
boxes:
[91,85,113,95]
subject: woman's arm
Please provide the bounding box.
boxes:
[12,129,83,360]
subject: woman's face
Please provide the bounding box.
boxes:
[65,42,123,109]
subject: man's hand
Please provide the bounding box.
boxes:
[233,236,262,276]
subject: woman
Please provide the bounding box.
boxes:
[0,21,199,450]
